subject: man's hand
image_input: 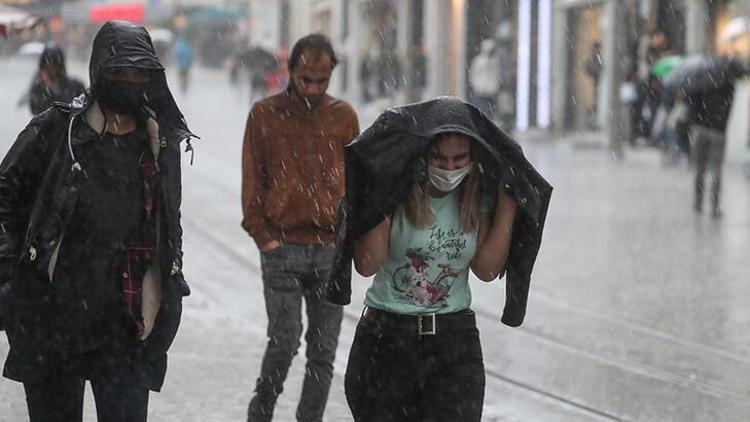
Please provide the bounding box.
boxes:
[259,240,281,253]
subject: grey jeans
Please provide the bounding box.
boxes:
[690,125,726,211]
[248,244,343,422]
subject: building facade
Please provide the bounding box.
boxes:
[549,0,749,153]
[241,0,748,142]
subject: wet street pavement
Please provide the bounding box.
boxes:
[1,56,750,421]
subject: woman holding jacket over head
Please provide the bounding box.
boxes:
[341,98,532,421]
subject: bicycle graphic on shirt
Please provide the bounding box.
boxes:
[391,248,459,307]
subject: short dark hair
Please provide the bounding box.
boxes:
[288,33,338,70]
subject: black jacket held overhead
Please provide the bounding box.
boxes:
[0,20,195,391]
[326,96,552,327]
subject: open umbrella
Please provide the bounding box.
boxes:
[650,55,685,79]
[661,55,746,105]
[239,46,277,74]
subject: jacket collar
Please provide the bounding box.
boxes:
[70,98,160,161]
[69,92,196,146]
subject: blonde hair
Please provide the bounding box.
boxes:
[405,135,484,232]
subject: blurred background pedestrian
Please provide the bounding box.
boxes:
[172,36,194,94]
[17,44,84,115]
[469,38,501,121]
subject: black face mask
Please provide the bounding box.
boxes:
[96,77,148,115]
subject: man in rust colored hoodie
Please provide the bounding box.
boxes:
[241,34,359,422]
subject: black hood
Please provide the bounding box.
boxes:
[85,20,193,139]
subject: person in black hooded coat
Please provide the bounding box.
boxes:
[330,96,551,421]
[0,20,196,421]
[25,45,86,115]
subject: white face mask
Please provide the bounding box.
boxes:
[428,164,473,192]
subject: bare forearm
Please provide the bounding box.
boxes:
[472,195,517,281]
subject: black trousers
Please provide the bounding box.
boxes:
[22,332,148,422]
[345,309,485,422]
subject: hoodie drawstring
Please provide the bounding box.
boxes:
[184,138,194,165]
[67,115,83,173]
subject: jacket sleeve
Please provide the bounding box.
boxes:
[240,106,277,248]
[163,133,190,297]
[28,80,48,116]
[132,132,188,389]
[0,112,59,281]
[326,196,353,305]
[326,106,360,305]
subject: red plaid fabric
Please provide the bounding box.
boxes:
[119,147,158,339]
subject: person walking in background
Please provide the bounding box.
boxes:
[584,41,603,121]
[18,44,85,115]
[0,20,195,421]
[411,43,428,102]
[661,95,690,165]
[172,36,194,94]
[241,34,359,422]
[469,39,501,120]
[687,57,746,218]
[264,49,289,96]
[640,31,673,143]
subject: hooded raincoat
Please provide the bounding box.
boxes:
[326,96,551,327]
[0,20,195,391]
[27,45,85,115]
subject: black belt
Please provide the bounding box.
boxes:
[362,307,477,336]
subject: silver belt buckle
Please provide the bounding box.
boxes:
[417,313,436,336]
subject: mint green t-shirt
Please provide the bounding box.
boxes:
[364,191,485,315]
